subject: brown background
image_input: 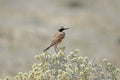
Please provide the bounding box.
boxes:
[0,0,120,78]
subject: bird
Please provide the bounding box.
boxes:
[44,27,69,53]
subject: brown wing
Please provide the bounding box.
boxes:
[43,32,65,52]
[50,32,65,46]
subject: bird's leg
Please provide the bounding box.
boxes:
[54,46,58,54]
[56,46,59,52]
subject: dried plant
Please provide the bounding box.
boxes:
[1,49,120,80]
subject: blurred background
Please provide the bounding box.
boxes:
[0,0,120,78]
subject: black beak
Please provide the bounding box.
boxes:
[64,28,69,30]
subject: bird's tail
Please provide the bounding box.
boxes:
[43,46,51,52]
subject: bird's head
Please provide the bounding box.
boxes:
[58,26,69,32]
